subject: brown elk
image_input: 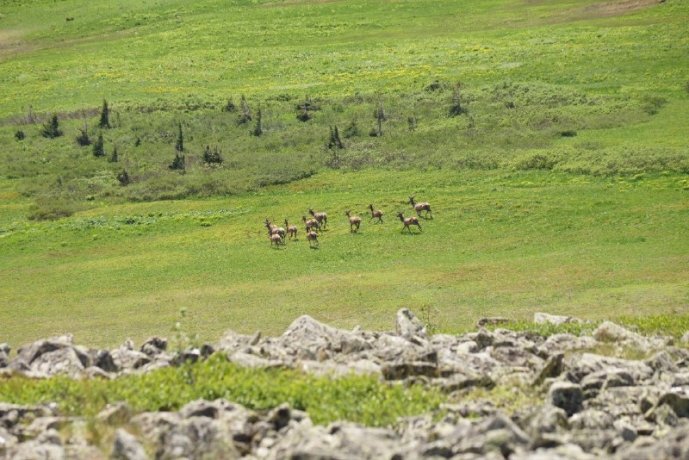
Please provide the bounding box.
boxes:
[397,212,422,233]
[306,229,319,248]
[308,208,328,229]
[368,204,384,223]
[284,219,298,240]
[345,210,362,233]
[264,219,286,241]
[270,233,284,247]
[408,196,432,219]
[302,215,320,233]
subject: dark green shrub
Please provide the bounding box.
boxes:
[117,169,130,186]
[75,124,91,146]
[14,130,25,141]
[296,109,312,122]
[343,120,360,138]
[222,99,236,112]
[169,153,185,171]
[202,145,223,165]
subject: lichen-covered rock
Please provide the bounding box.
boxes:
[549,381,584,416]
[111,429,147,460]
[396,307,427,340]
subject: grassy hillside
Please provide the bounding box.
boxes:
[0,0,687,347]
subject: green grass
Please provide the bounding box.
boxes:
[1,169,687,347]
[0,354,444,427]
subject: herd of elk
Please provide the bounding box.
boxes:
[264,196,432,246]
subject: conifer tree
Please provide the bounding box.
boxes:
[169,153,185,171]
[93,133,105,157]
[99,99,111,128]
[175,123,184,153]
[76,122,91,146]
[41,114,63,138]
[109,145,119,163]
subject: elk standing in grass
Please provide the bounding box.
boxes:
[270,233,284,247]
[397,212,422,233]
[368,204,384,223]
[308,208,328,229]
[284,219,298,240]
[264,219,286,242]
[408,196,432,219]
[306,229,319,248]
[345,210,362,233]
[302,215,320,234]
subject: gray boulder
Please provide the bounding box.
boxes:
[549,381,584,416]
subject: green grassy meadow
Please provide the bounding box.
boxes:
[0,0,688,348]
[2,169,688,347]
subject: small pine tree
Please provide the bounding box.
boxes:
[449,82,466,117]
[14,130,25,141]
[237,95,252,125]
[202,145,223,165]
[75,123,91,146]
[93,133,105,157]
[41,114,63,138]
[327,126,344,149]
[99,99,111,129]
[370,104,385,137]
[251,108,263,136]
[175,123,184,153]
[134,136,141,147]
[109,145,119,163]
[117,169,130,186]
[169,153,185,171]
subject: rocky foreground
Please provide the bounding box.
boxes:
[2,309,689,459]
